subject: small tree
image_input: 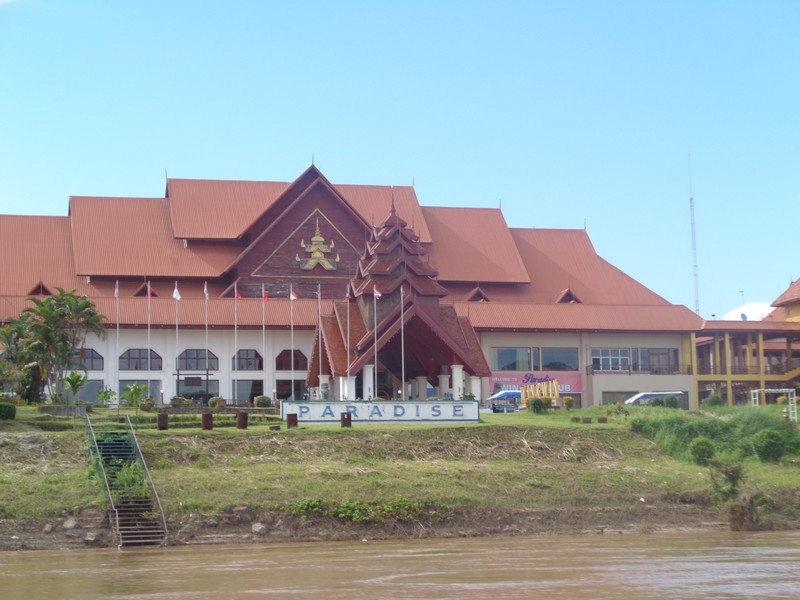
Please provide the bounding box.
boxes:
[97,386,117,407]
[752,429,785,463]
[689,436,715,465]
[123,383,148,409]
[63,371,88,405]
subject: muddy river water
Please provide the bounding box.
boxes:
[2,530,799,599]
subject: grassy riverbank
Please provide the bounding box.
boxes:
[1,405,799,549]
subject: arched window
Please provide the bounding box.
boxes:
[275,349,307,371]
[179,349,219,371]
[71,348,104,371]
[119,349,162,371]
[233,349,263,371]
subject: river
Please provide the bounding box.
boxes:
[2,530,799,599]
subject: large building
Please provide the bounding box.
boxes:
[2,165,800,408]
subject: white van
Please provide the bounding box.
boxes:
[624,391,685,406]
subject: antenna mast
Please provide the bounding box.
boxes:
[689,155,700,314]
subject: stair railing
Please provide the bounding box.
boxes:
[123,415,169,544]
[85,416,121,547]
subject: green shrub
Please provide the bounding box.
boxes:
[688,436,715,465]
[530,398,549,414]
[254,395,272,408]
[752,429,785,462]
[208,396,226,408]
[664,395,680,409]
[704,394,725,407]
[649,396,665,407]
[563,396,575,410]
[0,402,16,420]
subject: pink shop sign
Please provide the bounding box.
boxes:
[490,371,583,394]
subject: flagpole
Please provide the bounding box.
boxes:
[400,284,405,400]
[262,283,266,403]
[234,282,238,404]
[204,282,209,401]
[373,286,378,400]
[317,282,322,399]
[290,283,294,400]
[114,280,119,398]
[174,281,180,400]
[346,287,350,400]
[147,280,151,403]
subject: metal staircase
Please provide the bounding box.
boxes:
[86,415,168,548]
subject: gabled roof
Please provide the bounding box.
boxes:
[167,179,290,240]
[455,302,702,332]
[772,279,800,308]
[422,206,530,284]
[0,215,89,297]
[509,228,669,304]
[164,171,431,243]
[69,196,238,277]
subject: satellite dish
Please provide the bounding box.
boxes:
[741,313,747,321]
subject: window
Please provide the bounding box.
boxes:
[541,348,579,371]
[275,349,307,371]
[233,349,263,371]
[639,348,679,374]
[233,379,264,404]
[177,379,218,404]
[119,379,162,401]
[119,349,162,371]
[71,348,104,371]
[491,347,533,371]
[592,348,631,372]
[178,349,219,371]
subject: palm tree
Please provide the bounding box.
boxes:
[63,371,88,406]
[21,289,106,403]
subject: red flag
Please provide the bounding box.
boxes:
[263,290,269,302]
[345,288,352,301]
[290,289,297,300]
[373,286,382,300]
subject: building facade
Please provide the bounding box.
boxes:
[2,166,800,408]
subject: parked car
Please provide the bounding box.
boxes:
[624,391,685,405]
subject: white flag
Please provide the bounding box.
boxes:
[172,281,181,301]
[203,281,208,301]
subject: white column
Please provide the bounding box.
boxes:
[416,376,428,400]
[363,365,375,400]
[345,375,357,401]
[470,376,481,400]
[451,364,464,400]
[438,373,450,399]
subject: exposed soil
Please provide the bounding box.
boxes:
[0,502,731,552]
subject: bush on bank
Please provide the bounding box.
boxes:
[630,406,798,463]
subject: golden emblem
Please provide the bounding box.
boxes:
[296,218,340,270]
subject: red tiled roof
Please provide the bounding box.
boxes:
[336,184,431,244]
[422,206,530,284]
[69,196,239,277]
[508,228,670,305]
[0,215,89,297]
[165,177,431,244]
[167,179,290,240]
[699,318,800,333]
[772,279,800,308]
[454,302,702,332]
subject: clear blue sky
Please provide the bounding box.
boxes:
[2,0,798,319]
